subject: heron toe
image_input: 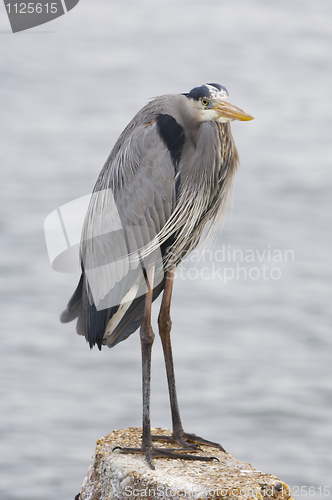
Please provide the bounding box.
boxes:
[151,431,226,453]
[150,433,201,450]
[113,445,219,470]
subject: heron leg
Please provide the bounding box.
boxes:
[155,267,188,444]
[115,266,221,467]
[151,267,226,453]
[139,263,155,462]
[117,263,161,467]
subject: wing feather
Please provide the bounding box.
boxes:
[77,120,177,347]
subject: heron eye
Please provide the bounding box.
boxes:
[202,98,209,106]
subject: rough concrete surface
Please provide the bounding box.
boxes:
[76,428,294,500]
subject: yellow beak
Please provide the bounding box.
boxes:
[214,100,254,121]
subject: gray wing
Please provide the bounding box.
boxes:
[76,118,176,348]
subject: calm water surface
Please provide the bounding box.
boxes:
[0,1,331,499]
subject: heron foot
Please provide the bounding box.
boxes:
[151,431,226,453]
[113,445,219,470]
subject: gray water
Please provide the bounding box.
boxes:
[0,0,332,498]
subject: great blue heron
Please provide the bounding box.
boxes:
[61,83,253,469]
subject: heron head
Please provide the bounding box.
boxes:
[186,83,254,123]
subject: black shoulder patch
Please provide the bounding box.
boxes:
[156,114,185,168]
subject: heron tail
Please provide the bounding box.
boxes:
[60,273,165,350]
